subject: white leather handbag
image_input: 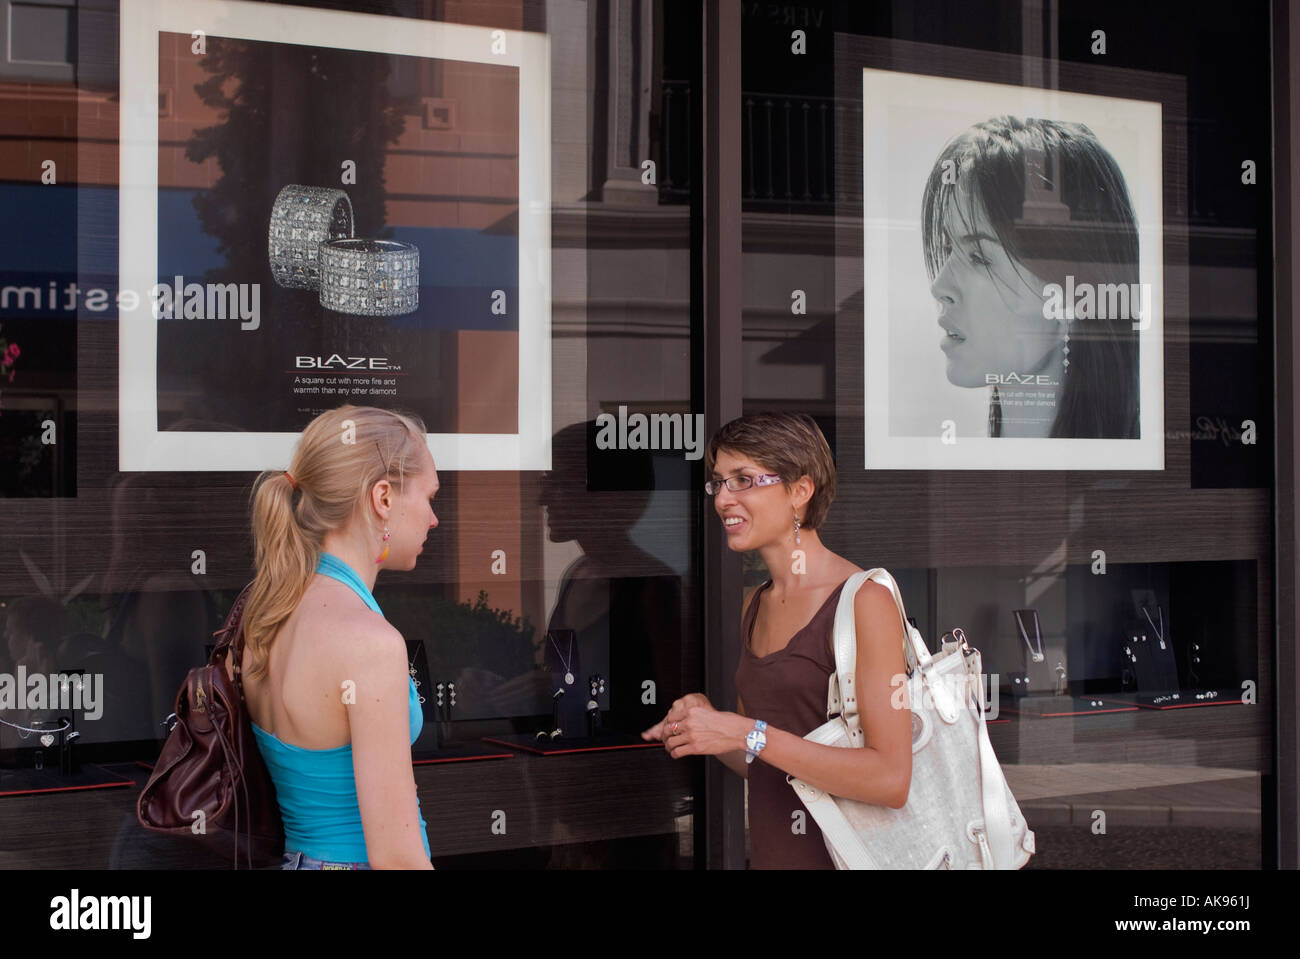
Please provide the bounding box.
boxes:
[786,569,1035,869]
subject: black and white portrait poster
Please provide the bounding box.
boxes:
[118,0,551,471]
[861,68,1164,470]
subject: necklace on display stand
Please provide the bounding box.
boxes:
[550,632,575,686]
[1015,610,1045,663]
[1142,606,1166,650]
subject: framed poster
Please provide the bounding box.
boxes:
[858,67,1165,470]
[118,0,550,471]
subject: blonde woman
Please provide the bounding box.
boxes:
[236,405,439,870]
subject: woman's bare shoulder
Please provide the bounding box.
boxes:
[851,575,895,611]
[295,583,405,671]
[829,560,894,602]
[852,579,905,667]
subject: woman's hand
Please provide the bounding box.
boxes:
[645,697,750,759]
[641,692,714,742]
[665,705,751,759]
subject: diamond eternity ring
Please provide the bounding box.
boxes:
[318,238,420,316]
[268,184,355,290]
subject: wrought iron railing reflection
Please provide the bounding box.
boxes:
[658,82,1227,227]
[658,80,691,200]
[659,81,858,212]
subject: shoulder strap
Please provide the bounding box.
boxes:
[827,569,923,738]
[215,582,257,700]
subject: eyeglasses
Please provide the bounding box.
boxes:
[704,473,782,495]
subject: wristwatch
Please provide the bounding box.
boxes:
[744,719,768,764]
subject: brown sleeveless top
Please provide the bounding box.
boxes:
[735,577,847,870]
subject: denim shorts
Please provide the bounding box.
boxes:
[281,849,372,870]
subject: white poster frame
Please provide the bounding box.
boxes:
[119,0,551,471]
[861,67,1164,470]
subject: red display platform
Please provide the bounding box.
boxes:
[482,733,664,757]
[413,743,514,765]
[0,763,135,798]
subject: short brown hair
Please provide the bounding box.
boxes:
[705,413,836,530]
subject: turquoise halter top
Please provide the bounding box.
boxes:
[250,552,431,863]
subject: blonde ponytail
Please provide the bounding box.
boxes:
[242,405,428,680]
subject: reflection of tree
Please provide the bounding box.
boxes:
[184,8,415,287]
[383,589,538,679]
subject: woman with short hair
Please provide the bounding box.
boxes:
[644,412,912,869]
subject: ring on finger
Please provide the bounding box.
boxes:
[671,721,680,735]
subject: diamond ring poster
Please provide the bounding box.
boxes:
[119,0,550,471]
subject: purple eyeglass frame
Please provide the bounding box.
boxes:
[705,472,782,495]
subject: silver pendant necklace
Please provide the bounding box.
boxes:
[1142,606,1166,650]
[1016,611,1045,663]
[550,633,575,685]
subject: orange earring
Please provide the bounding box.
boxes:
[376,526,390,564]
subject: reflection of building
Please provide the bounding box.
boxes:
[0,0,693,683]
[0,0,1294,874]
[0,2,1272,616]
[0,0,1266,640]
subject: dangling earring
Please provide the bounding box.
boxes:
[793,510,801,546]
[376,526,390,564]
[1062,324,1071,373]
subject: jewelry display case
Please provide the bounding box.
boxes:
[0,0,1292,877]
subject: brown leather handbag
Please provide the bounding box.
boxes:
[136,583,285,869]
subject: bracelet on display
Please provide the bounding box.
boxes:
[0,715,72,739]
[268,184,355,290]
[318,238,420,316]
